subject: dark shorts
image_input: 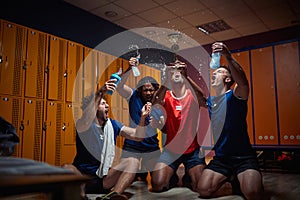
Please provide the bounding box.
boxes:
[157,148,206,172]
[121,143,161,163]
[206,155,261,179]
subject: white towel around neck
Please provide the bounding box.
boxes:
[96,119,115,178]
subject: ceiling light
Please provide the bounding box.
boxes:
[105,11,118,17]
[196,20,231,34]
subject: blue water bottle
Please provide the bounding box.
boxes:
[107,73,121,95]
[210,52,220,69]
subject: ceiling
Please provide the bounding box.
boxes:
[64,0,299,49]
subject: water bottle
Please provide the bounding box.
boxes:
[210,52,221,69]
[132,54,141,77]
[107,73,121,95]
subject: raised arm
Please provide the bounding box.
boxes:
[186,76,207,107]
[119,102,152,141]
[116,57,137,99]
[213,42,249,99]
[76,79,117,133]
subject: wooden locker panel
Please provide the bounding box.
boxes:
[97,51,109,87]
[22,98,43,161]
[44,101,63,166]
[0,21,26,96]
[275,42,300,145]
[24,28,47,99]
[232,51,254,144]
[47,36,67,101]
[66,41,83,102]
[63,103,76,145]
[83,47,98,97]
[0,95,23,157]
[61,144,76,165]
[251,47,278,145]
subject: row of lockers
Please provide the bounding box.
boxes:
[0,19,162,165]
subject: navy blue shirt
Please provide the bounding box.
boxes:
[208,90,254,156]
[124,90,159,152]
[73,119,123,176]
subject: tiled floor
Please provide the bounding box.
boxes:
[87,172,300,200]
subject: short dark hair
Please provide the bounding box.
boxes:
[137,76,159,92]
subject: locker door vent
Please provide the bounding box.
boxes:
[34,101,42,161]
[13,27,25,96]
[57,41,64,101]
[55,103,62,165]
[36,34,46,99]
[11,98,22,157]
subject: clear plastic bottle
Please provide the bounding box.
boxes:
[210,52,221,69]
[132,53,141,77]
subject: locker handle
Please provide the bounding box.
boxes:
[42,122,47,131]
[62,123,66,131]
[23,60,27,69]
[20,121,24,131]
[0,55,2,63]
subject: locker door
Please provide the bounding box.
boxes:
[0,95,23,157]
[251,47,278,145]
[66,42,83,102]
[0,21,26,96]
[63,103,76,145]
[44,101,63,166]
[22,98,43,161]
[47,36,67,101]
[83,47,98,96]
[232,51,254,144]
[60,102,77,165]
[275,42,300,145]
[24,29,47,99]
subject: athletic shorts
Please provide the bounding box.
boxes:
[157,148,206,172]
[121,143,161,163]
[206,155,261,179]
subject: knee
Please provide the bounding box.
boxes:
[241,186,264,200]
[151,174,169,192]
[197,182,214,198]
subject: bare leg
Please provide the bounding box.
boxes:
[238,169,264,200]
[103,157,140,194]
[187,164,206,191]
[197,168,228,198]
[151,162,175,192]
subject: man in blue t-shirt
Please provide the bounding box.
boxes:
[196,42,264,200]
[63,79,151,200]
[116,57,162,184]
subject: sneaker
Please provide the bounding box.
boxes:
[96,191,128,200]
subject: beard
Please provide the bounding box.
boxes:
[96,110,108,122]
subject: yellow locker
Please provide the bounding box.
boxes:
[251,47,278,145]
[275,42,300,145]
[97,51,109,87]
[63,102,76,145]
[232,51,254,144]
[47,36,67,101]
[66,41,83,102]
[83,47,98,96]
[0,95,23,157]
[0,21,26,96]
[24,28,48,99]
[21,98,44,161]
[43,100,63,166]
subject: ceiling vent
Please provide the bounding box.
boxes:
[196,20,231,34]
